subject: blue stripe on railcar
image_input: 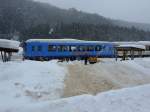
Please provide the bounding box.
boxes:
[24,41,115,59]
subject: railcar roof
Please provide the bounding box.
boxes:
[26,39,111,44]
[26,39,84,43]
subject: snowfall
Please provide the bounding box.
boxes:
[1,55,150,111]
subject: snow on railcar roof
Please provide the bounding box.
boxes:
[0,39,20,49]
[26,39,111,44]
[26,39,85,43]
[118,44,146,50]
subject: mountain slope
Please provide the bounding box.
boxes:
[112,19,150,31]
[0,0,150,41]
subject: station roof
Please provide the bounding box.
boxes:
[138,41,150,45]
[0,39,20,51]
[113,41,137,45]
[116,44,146,50]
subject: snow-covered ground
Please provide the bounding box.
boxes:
[0,60,67,111]
[63,58,150,97]
[0,58,150,112]
[2,84,150,112]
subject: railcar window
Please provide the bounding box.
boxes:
[95,46,102,51]
[32,46,35,51]
[57,46,61,51]
[70,46,77,51]
[57,46,69,52]
[78,46,87,51]
[87,46,95,51]
[38,46,42,51]
[48,45,57,51]
[78,46,82,51]
[102,45,106,49]
[61,46,68,51]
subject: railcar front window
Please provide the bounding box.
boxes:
[32,46,35,51]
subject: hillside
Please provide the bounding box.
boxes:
[112,19,150,31]
[0,0,150,41]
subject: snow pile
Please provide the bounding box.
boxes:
[0,60,67,111]
[4,84,150,112]
[1,58,150,112]
[0,39,20,49]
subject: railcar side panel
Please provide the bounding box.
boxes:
[24,41,115,60]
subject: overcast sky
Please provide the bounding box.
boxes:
[35,0,150,24]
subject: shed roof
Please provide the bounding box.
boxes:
[116,44,146,50]
[0,39,20,50]
[138,41,150,45]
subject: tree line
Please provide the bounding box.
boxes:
[0,0,150,41]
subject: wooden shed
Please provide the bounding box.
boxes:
[0,39,20,62]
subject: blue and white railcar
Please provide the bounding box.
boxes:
[23,39,115,61]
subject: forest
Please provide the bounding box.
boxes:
[0,0,150,41]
